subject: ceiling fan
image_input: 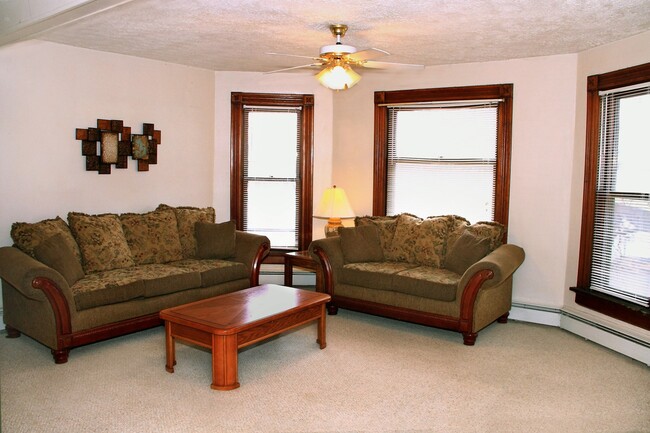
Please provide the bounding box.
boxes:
[267,24,424,90]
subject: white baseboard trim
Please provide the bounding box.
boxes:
[511,302,650,365]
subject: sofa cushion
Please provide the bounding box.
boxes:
[120,209,183,265]
[445,230,492,275]
[354,215,398,257]
[195,221,236,259]
[169,259,248,287]
[71,267,146,310]
[385,214,449,267]
[68,212,135,273]
[339,225,384,263]
[137,264,202,297]
[467,221,506,251]
[158,204,216,259]
[342,262,419,291]
[392,266,460,301]
[11,216,82,262]
[33,233,85,286]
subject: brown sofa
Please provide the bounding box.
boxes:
[0,204,270,363]
[310,214,525,345]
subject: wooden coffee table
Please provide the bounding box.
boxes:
[159,284,331,390]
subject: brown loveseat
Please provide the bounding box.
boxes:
[310,214,525,345]
[0,204,270,363]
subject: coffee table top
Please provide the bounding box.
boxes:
[160,284,330,335]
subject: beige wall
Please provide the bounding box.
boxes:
[0,41,215,244]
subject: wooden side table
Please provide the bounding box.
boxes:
[284,251,322,291]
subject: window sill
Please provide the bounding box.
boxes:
[570,286,650,331]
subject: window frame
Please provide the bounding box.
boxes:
[571,62,650,330]
[373,84,514,228]
[230,92,314,254]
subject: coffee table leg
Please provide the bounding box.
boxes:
[165,321,175,373]
[317,304,327,349]
[211,334,240,390]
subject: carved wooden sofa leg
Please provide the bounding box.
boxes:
[327,304,339,315]
[51,348,70,364]
[462,332,478,346]
[5,325,21,338]
[497,312,510,323]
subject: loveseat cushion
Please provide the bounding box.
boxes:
[120,209,183,265]
[342,262,419,291]
[391,266,460,301]
[445,230,492,275]
[169,259,248,287]
[68,212,135,273]
[33,233,85,286]
[339,225,384,263]
[11,216,82,262]
[385,214,449,267]
[195,221,236,259]
[447,218,506,252]
[158,204,216,259]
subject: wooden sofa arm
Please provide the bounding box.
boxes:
[309,237,343,296]
[233,232,271,286]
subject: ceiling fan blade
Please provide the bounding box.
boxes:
[347,48,389,62]
[265,63,323,74]
[267,52,323,61]
[361,60,425,70]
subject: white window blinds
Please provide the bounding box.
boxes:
[386,102,499,222]
[591,83,650,307]
[242,106,301,249]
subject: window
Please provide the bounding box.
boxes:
[231,92,314,252]
[373,84,513,226]
[572,63,650,330]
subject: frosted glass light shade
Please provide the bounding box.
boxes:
[316,64,361,90]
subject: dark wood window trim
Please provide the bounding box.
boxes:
[373,83,513,229]
[571,62,650,330]
[230,92,314,255]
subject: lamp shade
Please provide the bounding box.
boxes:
[316,63,361,90]
[314,185,355,219]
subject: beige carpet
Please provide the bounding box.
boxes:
[1,310,648,433]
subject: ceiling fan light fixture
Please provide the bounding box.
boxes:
[316,63,361,90]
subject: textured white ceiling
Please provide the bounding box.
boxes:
[19,0,650,71]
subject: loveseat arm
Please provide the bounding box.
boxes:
[309,237,343,296]
[458,244,525,291]
[0,246,74,305]
[233,231,271,286]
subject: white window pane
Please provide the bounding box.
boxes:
[395,108,497,160]
[245,181,296,248]
[247,112,298,178]
[388,163,494,222]
[617,94,650,194]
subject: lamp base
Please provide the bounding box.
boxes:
[324,218,344,237]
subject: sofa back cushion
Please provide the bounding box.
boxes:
[33,233,85,286]
[354,215,398,258]
[195,221,236,259]
[339,225,384,263]
[157,204,216,259]
[445,230,493,275]
[120,209,183,265]
[11,216,82,263]
[385,214,449,267]
[68,212,135,273]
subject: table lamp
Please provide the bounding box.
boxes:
[314,185,355,237]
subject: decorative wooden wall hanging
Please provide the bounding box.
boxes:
[76,120,161,174]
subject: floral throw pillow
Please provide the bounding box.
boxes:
[386,214,449,267]
[68,212,135,273]
[120,209,183,265]
[11,216,82,263]
[157,204,216,259]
